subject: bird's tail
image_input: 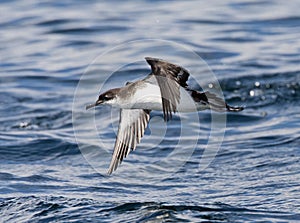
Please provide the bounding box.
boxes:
[204,91,244,112]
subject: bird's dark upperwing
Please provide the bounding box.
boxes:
[107,109,150,175]
[145,57,190,121]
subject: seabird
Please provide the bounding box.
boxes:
[86,57,243,174]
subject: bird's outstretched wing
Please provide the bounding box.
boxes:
[145,57,190,121]
[107,109,150,174]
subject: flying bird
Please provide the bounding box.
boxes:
[86,57,243,174]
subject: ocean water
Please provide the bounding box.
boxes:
[1,0,300,222]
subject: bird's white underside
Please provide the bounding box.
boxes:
[106,82,208,112]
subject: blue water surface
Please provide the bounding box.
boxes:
[1,0,300,222]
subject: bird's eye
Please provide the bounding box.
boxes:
[104,95,110,100]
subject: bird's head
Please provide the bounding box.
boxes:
[86,88,120,110]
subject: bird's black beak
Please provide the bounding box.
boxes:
[85,99,103,110]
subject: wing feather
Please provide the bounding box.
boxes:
[107,109,150,175]
[145,57,190,121]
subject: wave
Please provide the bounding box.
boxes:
[1,197,299,222]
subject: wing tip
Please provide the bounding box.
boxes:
[107,159,120,175]
[145,56,158,62]
[145,57,162,67]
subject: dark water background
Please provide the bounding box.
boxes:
[1,0,300,222]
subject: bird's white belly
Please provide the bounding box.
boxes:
[117,83,206,112]
[118,83,163,110]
